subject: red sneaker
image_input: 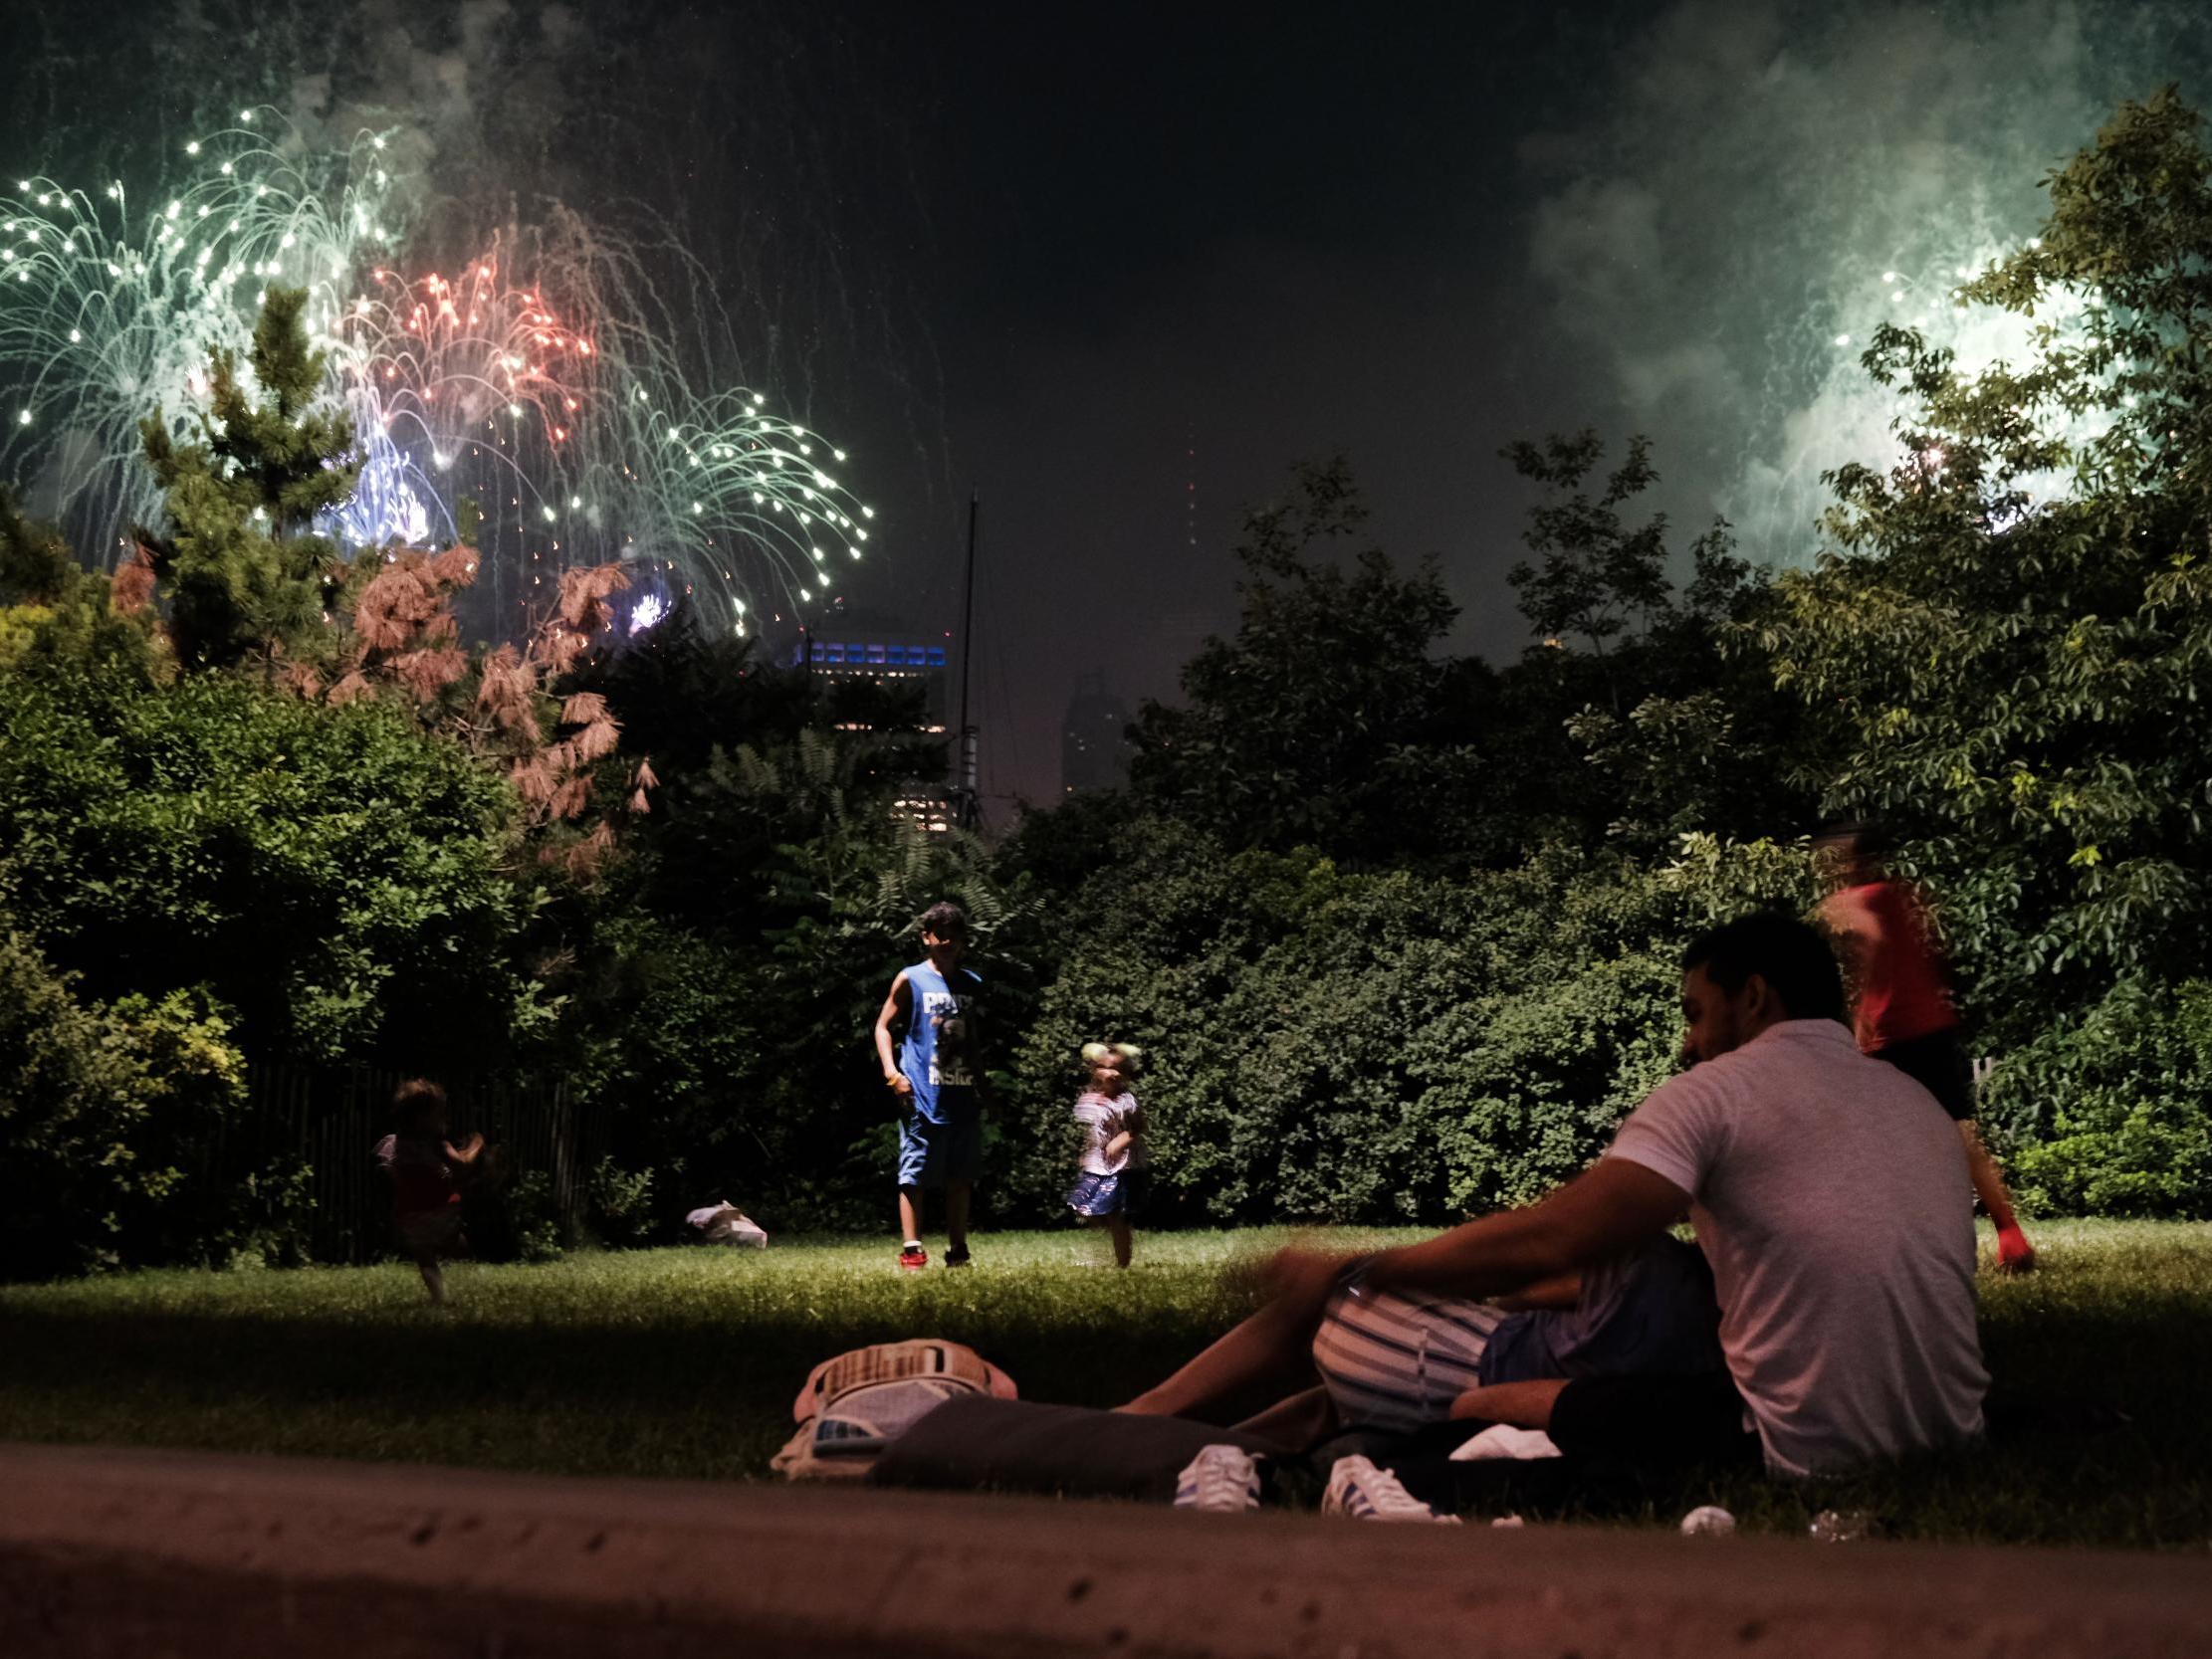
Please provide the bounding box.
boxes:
[898,1243,929,1272]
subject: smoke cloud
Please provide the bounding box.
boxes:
[1519,0,2212,563]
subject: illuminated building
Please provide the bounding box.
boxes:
[1061,671,1133,795]
[783,609,958,833]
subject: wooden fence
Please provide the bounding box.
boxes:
[239,1066,604,1263]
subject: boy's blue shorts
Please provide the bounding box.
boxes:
[898,1112,982,1188]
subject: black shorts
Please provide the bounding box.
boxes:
[1872,1027,1976,1121]
[1547,1370,1762,1470]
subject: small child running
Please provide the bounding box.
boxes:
[1066,1041,1149,1269]
[371,1078,484,1306]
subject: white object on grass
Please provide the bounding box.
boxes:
[1447,1424,1563,1462]
[686,1200,769,1248]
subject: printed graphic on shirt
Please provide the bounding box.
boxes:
[924,990,974,1088]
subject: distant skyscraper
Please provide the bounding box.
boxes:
[1061,670,1134,796]
[781,600,958,833]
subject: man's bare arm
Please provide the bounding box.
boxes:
[1363,1158,1693,1303]
[873,974,913,1095]
[1495,1271,1582,1313]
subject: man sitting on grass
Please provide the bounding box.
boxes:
[1123,913,1990,1480]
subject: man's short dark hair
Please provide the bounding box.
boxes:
[1681,913,1847,1024]
[920,901,969,939]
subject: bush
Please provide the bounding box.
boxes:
[1980,980,2212,1218]
[467,1168,569,1265]
[0,665,540,1067]
[0,927,304,1278]
[572,916,765,1228]
[997,826,1791,1227]
[584,1158,659,1247]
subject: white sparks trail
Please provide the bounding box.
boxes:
[0,112,876,638]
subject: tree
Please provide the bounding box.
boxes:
[1757,87,2212,1027]
[1493,432,1806,854]
[135,288,358,671]
[1128,456,1472,863]
[1504,432,1678,686]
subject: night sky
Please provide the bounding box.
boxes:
[4,1,2211,813]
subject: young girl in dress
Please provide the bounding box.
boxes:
[1066,1041,1149,1268]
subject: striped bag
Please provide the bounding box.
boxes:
[770,1339,1018,1480]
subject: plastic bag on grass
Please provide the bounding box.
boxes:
[686,1200,769,1248]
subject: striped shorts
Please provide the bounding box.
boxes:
[1308,1262,1505,1435]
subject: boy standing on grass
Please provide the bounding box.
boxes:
[873,901,988,1271]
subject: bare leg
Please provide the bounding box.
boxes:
[1233,1384,1340,1449]
[1121,1275,1336,1417]
[1106,1212,1133,1269]
[898,1186,924,1244]
[945,1180,972,1254]
[1448,1377,1571,1430]
[412,1250,445,1308]
[1959,1121,2035,1270]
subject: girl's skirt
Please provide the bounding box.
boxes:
[1066,1169,1149,1217]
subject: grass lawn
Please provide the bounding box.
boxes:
[3,1220,2208,1549]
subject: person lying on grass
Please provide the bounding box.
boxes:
[1123,913,1990,1479]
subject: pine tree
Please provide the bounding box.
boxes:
[135,288,358,671]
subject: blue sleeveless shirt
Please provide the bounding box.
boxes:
[899,959,982,1124]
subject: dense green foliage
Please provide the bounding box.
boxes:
[1980,979,2212,1217]
[10,93,2212,1278]
[1757,87,2212,1032]
[995,825,1807,1225]
[0,664,537,1065]
[0,925,290,1278]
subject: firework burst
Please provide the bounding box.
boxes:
[0,115,392,564]
[0,112,875,636]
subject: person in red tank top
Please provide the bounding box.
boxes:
[1815,823,2036,1272]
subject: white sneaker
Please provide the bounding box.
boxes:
[1174,1444,1262,1512]
[1322,1454,1462,1524]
